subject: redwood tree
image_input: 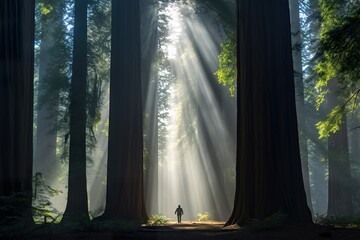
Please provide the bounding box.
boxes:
[0,0,34,199]
[289,0,313,214]
[327,78,353,216]
[62,0,89,222]
[102,0,147,222]
[0,0,34,225]
[227,0,312,225]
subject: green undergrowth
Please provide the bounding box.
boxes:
[197,212,210,221]
[147,214,169,226]
[315,215,360,229]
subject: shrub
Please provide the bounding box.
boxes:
[147,214,169,226]
[197,212,209,221]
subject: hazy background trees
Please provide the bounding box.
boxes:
[2,0,359,226]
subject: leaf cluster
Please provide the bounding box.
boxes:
[197,211,209,221]
[313,0,360,137]
[214,33,236,96]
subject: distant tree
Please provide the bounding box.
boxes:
[326,78,353,216]
[315,0,360,135]
[227,0,312,225]
[62,0,89,222]
[289,0,313,214]
[0,0,35,222]
[34,0,69,182]
[101,0,147,222]
[314,0,358,217]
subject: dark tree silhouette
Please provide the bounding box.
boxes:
[227,0,312,225]
[0,0,34,225]
[62,0,89,222]
[102,0,147,222]
[0,0,34,200]
[327,78,353,216]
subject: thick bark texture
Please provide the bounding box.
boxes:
[227,0,312,225]
[289,0,313,215]
[62,0,89,222]
[0,0,34,199]
[327,79,353,216]
[103,0,147,222]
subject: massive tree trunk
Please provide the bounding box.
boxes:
[227,0,312,225]
[102,0,147,222]
[327,78,353,217]
[62,0,89,222]
[289,0,313,214]
[0,0,34,218]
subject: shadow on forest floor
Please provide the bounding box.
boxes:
[4,222,360,240]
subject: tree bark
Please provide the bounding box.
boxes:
[62,0,89,222]
[102,0,147,222]
[227,0,312,225]
[0,0,34,220]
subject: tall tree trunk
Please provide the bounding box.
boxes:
[350,117,360,212]
[103,0,147,222]
[327,78,353,216]
[34,0,63,182]
[62,0,89,222]
[289,0,313,214]
[227,0,312,225]
[0,0,34,219]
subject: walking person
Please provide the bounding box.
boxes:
[175,205,184,223]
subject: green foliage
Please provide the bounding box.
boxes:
[215,34,236,96]
[314,215,360,229]
[39,2,53,15]
[197,212,209,221]
[246,212,287,232]
[314,0,360,137]
[147,214,169,226]
[316,105,344,139]
[32,173,62,224]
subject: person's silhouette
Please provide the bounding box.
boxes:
[174,205,184,223]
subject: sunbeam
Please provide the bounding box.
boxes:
[146,2,236,221]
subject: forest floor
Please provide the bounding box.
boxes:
[12,221,360,240]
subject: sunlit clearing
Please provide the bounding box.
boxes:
[145,3,236,221]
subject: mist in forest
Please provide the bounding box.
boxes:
[30,0,360,224]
